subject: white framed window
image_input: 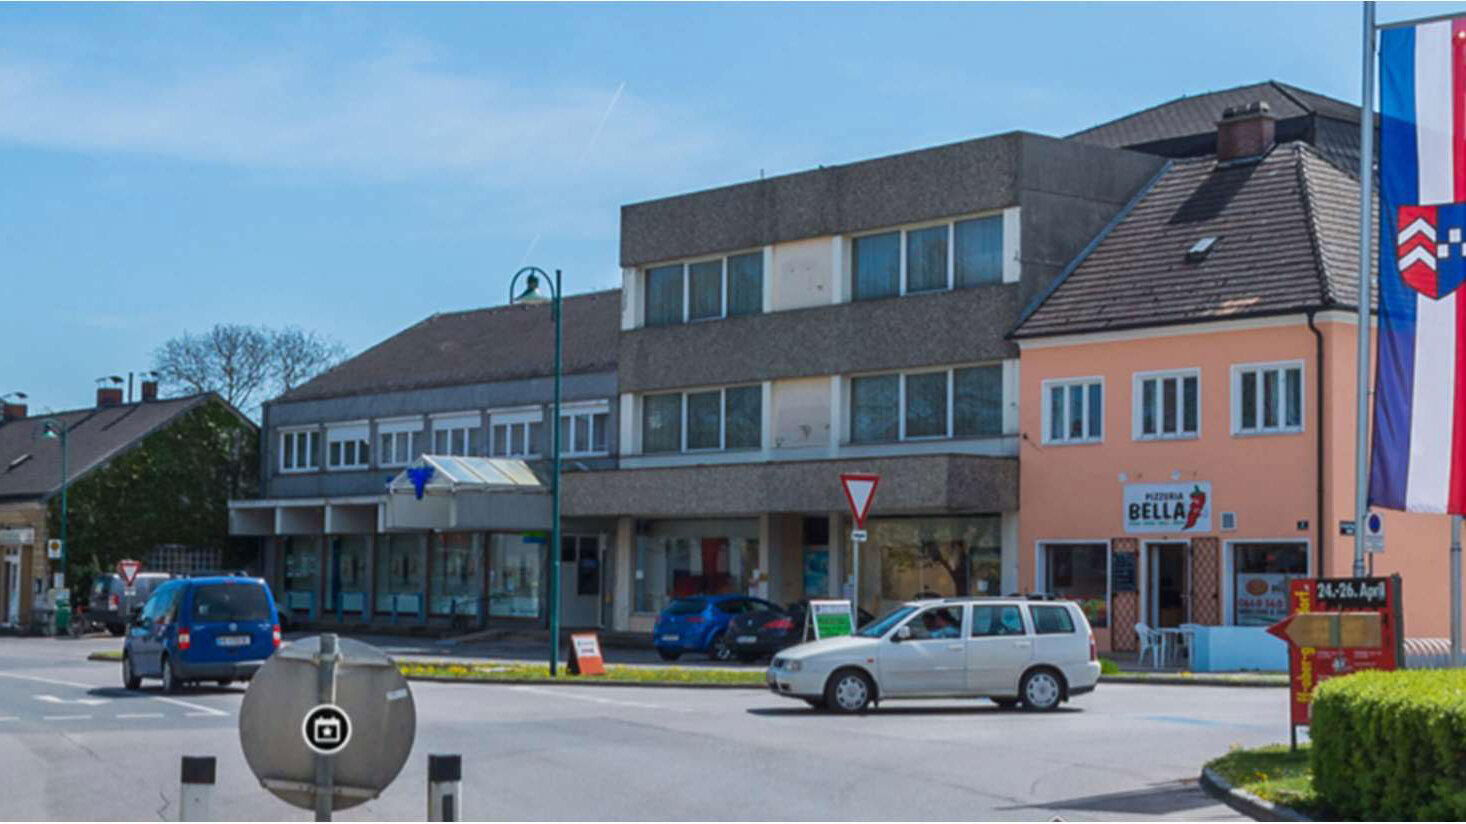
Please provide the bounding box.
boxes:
[851,213,1005,302]
[489,407,543,458]
[377,418,423,467]
[1134,369,1201,441]
[641,385,762,454]
[643,250,764,327]
[1041,377,1103,445]
[849,365,1005,444]
[325,422,370,470]
[559,401,611,456]
[1232,361,1304,435]
[431,412,482,457]
[279,428,320,473]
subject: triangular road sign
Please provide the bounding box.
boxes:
[117,560,141,587]
[840,473,880,528]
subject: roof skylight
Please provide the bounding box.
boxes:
[1186,236,1219,262]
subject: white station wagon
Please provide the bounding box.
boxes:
[766,596,1100,713]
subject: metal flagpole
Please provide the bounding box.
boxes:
[1452,516,1462,667]
[1354,0,1377,579]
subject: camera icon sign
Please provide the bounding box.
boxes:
[302,704,353,756]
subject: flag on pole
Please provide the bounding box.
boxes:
[1369,17,1466,514]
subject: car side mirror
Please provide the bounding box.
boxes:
[893,625,912,643]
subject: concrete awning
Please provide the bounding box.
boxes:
[382,456,550,532]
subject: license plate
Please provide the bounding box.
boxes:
[661,634,679,642]
[738,635,757,644]
[216,635,250,647]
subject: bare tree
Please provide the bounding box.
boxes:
[153,323,347,416]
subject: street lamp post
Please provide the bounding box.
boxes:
[41,418,69,597]
[509,267,563,676]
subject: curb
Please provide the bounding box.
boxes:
[1199,766,1313,822]
[403,675,764,690]
[1102,675,1287,688]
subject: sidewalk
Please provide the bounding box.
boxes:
[282,629,763,670]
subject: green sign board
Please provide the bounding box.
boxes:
[809,600,854,640]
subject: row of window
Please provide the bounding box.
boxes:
[1044,362,1305,445]
[640,213,1005,328]
[279,403,611,473]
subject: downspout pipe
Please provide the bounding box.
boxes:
[1308,310,1326,577]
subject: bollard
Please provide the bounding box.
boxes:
[178,755,215,822]
[427,754,462,822]
[314,633,339,823]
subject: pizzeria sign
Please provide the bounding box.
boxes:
[1124,482,1212,533]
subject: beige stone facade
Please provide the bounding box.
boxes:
[0,502,50,630]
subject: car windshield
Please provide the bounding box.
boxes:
[856,606,918,638]
[191,584,271,622]
[667,598,706,616]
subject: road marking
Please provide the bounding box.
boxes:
[0,671,98,690]
[36,694,108,706]
[117,713,164,719]
[508,685,690,712]
[186,712,218,717]
[0,716,17,722]
[150,695,227,717]
[43,715,92,721]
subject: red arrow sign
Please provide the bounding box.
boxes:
[117,560,141,587]
[840,474,880,529]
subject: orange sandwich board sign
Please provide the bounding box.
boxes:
[117,559,142,588]
[567,632,606,676]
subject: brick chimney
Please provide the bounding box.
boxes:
[1217,101,1276,163]
[140,380,159,402]
[96,387,123,407]
[0,402,25,422]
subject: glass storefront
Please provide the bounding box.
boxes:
[489,533,544,619]
[376,533,425,616]
[635,520,759,613]
[326,535,368,614]
[849,516,1003,617]
[1042,543,1109,628]
[283,536,320,613]
[1233,542,1308,626]
[431,532,480,617]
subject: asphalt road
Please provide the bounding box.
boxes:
[0,635,1287,821]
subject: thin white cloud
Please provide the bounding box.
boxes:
[0,47,716,187]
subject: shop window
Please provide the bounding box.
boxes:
[1234,362,1304,435]
[280,429,320,473]
[1042,543,1108,628]
[489,533,543,619]
[854,516,1002,616]
[1233,542,1307,626]
[431,533,479,617]
[375,533,424,615]
[326,536,368,613]
[1135,370,1200,440]
[282,536,320,612]
[1043,378,1102,444]
[635,526,758,613]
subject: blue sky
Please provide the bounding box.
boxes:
[0,1,1448,413]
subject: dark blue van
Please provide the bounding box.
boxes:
[122,576,281,692]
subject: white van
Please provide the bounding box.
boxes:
[765,596,1100,713]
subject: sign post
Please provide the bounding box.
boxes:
[839,474,879,627]
[1265,575,1404,750]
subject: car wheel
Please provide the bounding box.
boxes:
[161,655,179,694]
[107,624,124,638]
[709,632,734,662]
[824,668,874,714]
[804,698,827,711]
[992,697,1019,709]
[122,652,141,690]
[657,649,681,662]
[1020,668,1063,712]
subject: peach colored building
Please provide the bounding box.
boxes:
[1013,103,1460,654]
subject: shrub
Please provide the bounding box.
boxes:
[1310,668,1466,820]
[1099,657,1120,675]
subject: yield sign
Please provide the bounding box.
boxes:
[117,559,142,587]
[840,473,880,529]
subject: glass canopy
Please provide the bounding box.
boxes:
[387,455,545,499]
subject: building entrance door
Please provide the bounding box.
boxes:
[560,535,602,628]
[3,550,19,625]
[1145,542,1189,628]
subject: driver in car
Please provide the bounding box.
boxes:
[922,609,960,639]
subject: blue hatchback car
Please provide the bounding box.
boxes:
[122,576,281,692]
[653,595,779,661]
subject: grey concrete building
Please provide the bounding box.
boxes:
[229,292,622,631]
[572,131,1167,633]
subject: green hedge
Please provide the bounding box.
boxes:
[1311,668,1466,820]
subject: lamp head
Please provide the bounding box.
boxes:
[514,273,551,305]
[42,421,60,439]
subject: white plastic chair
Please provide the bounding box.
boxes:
[1135,622,1165,668]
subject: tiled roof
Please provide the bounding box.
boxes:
[1070,80,1359,150]
[1012,141,1377,339]
[0,395,218,501]
[278,290,622,403]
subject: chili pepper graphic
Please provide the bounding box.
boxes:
[1183,485,1206,530]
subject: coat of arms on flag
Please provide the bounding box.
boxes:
[1396,204,1466,299]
